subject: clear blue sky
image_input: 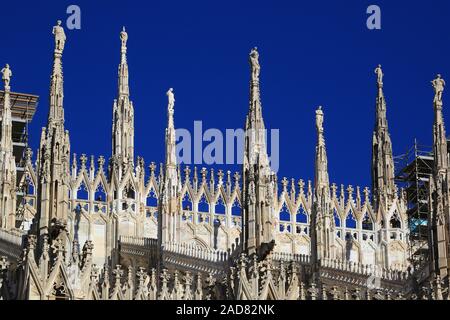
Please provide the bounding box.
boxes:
[1,0,450,189]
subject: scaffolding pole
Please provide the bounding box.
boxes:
[395,139,433,268]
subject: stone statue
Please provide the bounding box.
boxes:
[167,88,175,113]
[432,74,446,103]
[374,64,383,87]
[1,64,12,88]
[316,106,324,133]
[52,20,66,52]
[120,26,128,49]
[249,47,260,82]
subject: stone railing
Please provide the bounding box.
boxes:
[0,228,25,262]
[119,236,158,264]
[272,251,311,265]
[120,236,157,248]
[163,242,229,263]
[320,257,410,282]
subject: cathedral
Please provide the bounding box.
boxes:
[0,22,449,300]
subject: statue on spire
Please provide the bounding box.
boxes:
[120,26,128,50]
[374,64,383,87]
[249,47,260,82]
[316,106,324,133]
[52,20,66,53]
[167,88,175,114]
[1,64,12,89]
[432,74,446,104]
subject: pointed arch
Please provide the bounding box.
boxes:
[362,212,374,230]
[123,182,136,199]
[77,181,89,200]
[345,209,356,229]
[390,211,401,229]
[279,202,290,222]
[94,182,107,202]
[296,205,308,223]
[215,195,226,215]
[181,191,193,211]
[146,188,158,207]
[198,193,210,213]
[231,197,241,216]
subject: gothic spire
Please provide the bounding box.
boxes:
[35,21,71,241]
[158,88,180,245]
[242,47,275,256]
[48,20,66,129]
[118,26,129,97]
[0,64,13,155]
[112,27,134,167]
[0,64,16,230]
[165,88,177,170]
[314,106,329,195]
[312,106,334,262]
[432,74,448,174]
[371,65,396,210]
[430,73,450,279]
[245,47,270,172]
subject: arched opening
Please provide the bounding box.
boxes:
[181,192,193,211]
[345,210,357,229]
[94,183,107,202]
[146,189,158,207]
[390,212,401,229]
[231,198,241,216]
[279,203,290,222]
[362,213,374,231]
[198,194,209,213]
[296,205,308,223]
[215,196,226,215]
[124,184,135,199]
[77,182,89,200]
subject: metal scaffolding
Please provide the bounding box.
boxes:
[395,139,433,267]
[0,90,38,228]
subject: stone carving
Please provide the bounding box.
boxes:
[432,74,446,103]
[374,64,383,87]
[167,88,175,114]
[249,47,260,82]
[316,106,324,133]
[52,20,66,52]
[1,64,12,88]
[120,26,128,49]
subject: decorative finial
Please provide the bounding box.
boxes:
[52,20,66,53]
[1,64,12,90]
[375,64,383,88]
[167,88,175,114]
[249,47,260,82]
[432,74,446,104]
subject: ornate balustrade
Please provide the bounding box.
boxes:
[163,242,229,263]
[320,257,410,282]
[271,251,311,265]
